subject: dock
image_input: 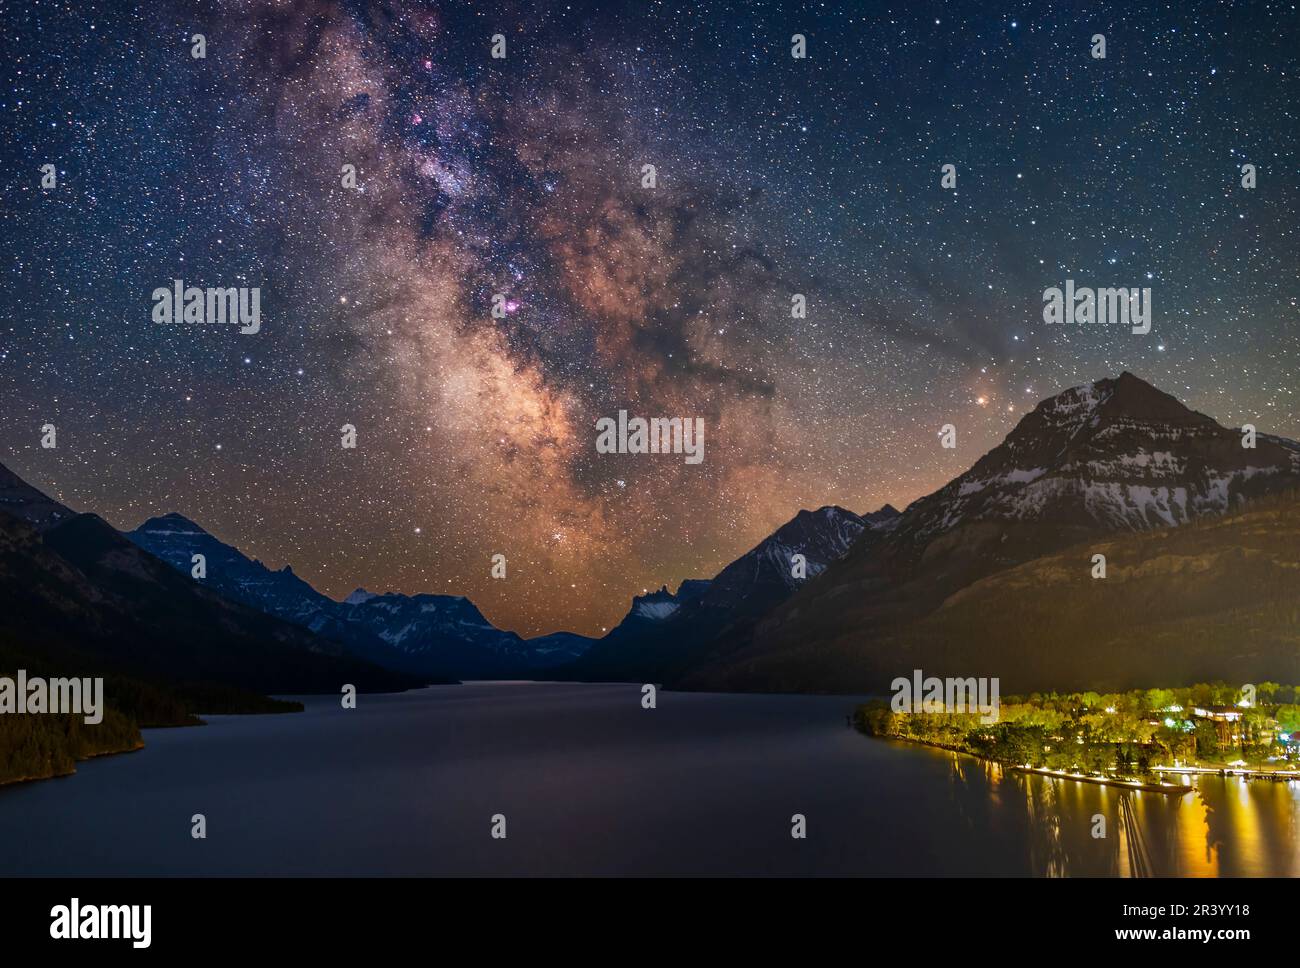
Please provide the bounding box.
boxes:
[1152,765,1300,782]
[1011,765,1193,795]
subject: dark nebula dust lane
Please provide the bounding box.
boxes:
[1,0,1297,635]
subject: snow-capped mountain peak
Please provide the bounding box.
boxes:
[134,512,211,536]
[900,371,1300,542]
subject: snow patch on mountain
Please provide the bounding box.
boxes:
[634,600,680,620]
[896,373,1300,544]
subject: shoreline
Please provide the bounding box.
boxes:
[0,738,146,790]
[862,731,1286,794]
[1011,764,1192,795]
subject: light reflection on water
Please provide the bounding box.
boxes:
[2,683,1297,876]
[936,746,1300,876]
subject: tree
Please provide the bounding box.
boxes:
[1258,681,1282,703]
[1276,705,1300,734]
[1194,720,1220,759]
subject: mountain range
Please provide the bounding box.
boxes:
[560,504,899,682]
[0,457,900,692]
[5,370,1298,708]
[0,469,422,723]
[676,372,1300,693]
[124,498,882,682]
[125,513,593,679]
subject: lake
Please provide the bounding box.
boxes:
[2,681,1297,875]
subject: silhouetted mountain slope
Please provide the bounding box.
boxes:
[333,592,540,678]
[130,512,337,624]
[560,579,711,682]
[0,462,74,531]
[127,517,594,679]
[521,631,600,668]
[563,504,898,682]
[680,373,1300,693]
[692,491,1300,694]
[683,505,886,617]
[0,461,423,704]
[125,514,428,674]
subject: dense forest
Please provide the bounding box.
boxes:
[856,681,1300,775]
[0,706,143,786]
[1,631,303,785]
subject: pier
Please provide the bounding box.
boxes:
[1152,765,1300,782]
[1011,765,1192,795]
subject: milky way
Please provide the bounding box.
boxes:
[2,0,1297,635]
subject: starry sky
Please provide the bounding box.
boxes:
[1,0,1297,637]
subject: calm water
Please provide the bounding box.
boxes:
[1,681,1297,875]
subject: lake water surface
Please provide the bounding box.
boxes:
[2,681,1297,875]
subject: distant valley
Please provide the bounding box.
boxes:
[4,371,1300,783]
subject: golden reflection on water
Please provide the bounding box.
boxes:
[941,752,1300,876]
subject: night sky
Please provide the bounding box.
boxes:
[2,0,1297,636]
